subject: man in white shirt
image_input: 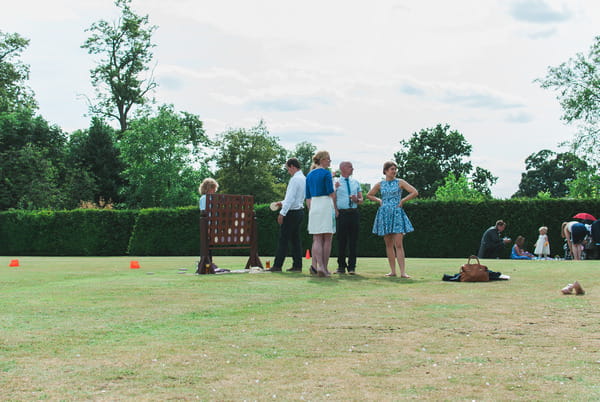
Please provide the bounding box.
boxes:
[334,161,363,274]
[269,158,306,272]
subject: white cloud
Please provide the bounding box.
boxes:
[505,111,535,123]
[398,80,526,110]
[526,27,559,39]
[157,65,252,85]
[508,0,573,23]
[439,86,524,110]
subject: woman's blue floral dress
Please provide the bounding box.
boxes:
[372,179,414,236]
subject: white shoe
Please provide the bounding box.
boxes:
[499,274,510,280]
[561,284,574,295]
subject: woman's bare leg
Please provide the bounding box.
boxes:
[393,233,409,278]
[311,234,321,270]
[321,233,333,274]
[312,234,331,276]
[383,234,397,276]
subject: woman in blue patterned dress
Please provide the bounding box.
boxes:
[367,161,418,278]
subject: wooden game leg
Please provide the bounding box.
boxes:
[197,255,217,274]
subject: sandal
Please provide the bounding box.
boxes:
[400,274,411,279]
[385,273,396,277]
[310,266,317,275]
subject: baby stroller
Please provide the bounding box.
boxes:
[586,220,600,260]
[563,239,572,260]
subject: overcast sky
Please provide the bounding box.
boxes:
[2,0,599,197]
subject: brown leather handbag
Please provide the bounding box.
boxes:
[460,255,489,282]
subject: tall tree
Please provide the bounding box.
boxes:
[289,141,316,176]
[512,149,589,198]
[81,0,157,135]
[67,118,125,204]
[536,35,600,165]
[0,144,62,210]
[434,173,485,201]
[214,121,287,204]
[0,108,70,210]
[470,166,497,198]
[0,31,77,210]
[394,124,495,198]
[119,104,210,208]
[0,30,35,112]
[567,169,600,199]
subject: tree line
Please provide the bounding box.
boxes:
[1,1,598,211]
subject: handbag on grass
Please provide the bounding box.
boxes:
[460,255,489,282]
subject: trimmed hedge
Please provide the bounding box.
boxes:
[0,209,137,256]
[1,199,599,257]
[127,208,201,256]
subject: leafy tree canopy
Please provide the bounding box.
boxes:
[119,104,210,208]
[0,144,63,210]
[512,149,589,198]
[82,0,157,135]
[0,30,35,112]
[536,35,600,165]
[567,169,600,199]
[214,120,287,204]
[0,107,66,159]
[289,141,316,176]
[471,166,497,198]
[67,118,125,204]
[394,123,496,198]
[435,173,486,201]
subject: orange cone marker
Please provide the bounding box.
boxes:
[305,249,311,259]
[130,261,140,269]
[9,259,19,267]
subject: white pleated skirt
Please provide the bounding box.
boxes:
[308,196,336,234]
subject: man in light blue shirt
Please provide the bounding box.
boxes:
[334,161,363,274]
[269,158,306,272]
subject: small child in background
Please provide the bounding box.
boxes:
[511,235,535,259]
[198,178,219,211]
[534,226,551,259]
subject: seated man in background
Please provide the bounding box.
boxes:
[478,220,512,259]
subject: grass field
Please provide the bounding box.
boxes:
[1,256,599,400]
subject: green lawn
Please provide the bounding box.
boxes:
[1,256,599,400]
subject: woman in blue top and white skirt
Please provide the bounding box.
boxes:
[367,161,418,278]
[306,150,338,277]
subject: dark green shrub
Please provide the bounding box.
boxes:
[127,207,200,256]
[2,199,599,258]
[0,209,136,255]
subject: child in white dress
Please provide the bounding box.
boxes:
[534,226,550,259]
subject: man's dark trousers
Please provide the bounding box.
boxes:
[274,209,304,269]
[337,209,359,271]
[478,244,503,259]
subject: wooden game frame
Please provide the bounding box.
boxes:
[196,194,262,274]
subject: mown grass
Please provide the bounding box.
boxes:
[1,256,599,400]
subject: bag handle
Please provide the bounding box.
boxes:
[467,255,481,265]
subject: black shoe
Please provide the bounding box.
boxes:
[267,266,282,272]
[335,270,346,274]
[286,267,302,272]
[348,270,356,275]
[309,266,317,275]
